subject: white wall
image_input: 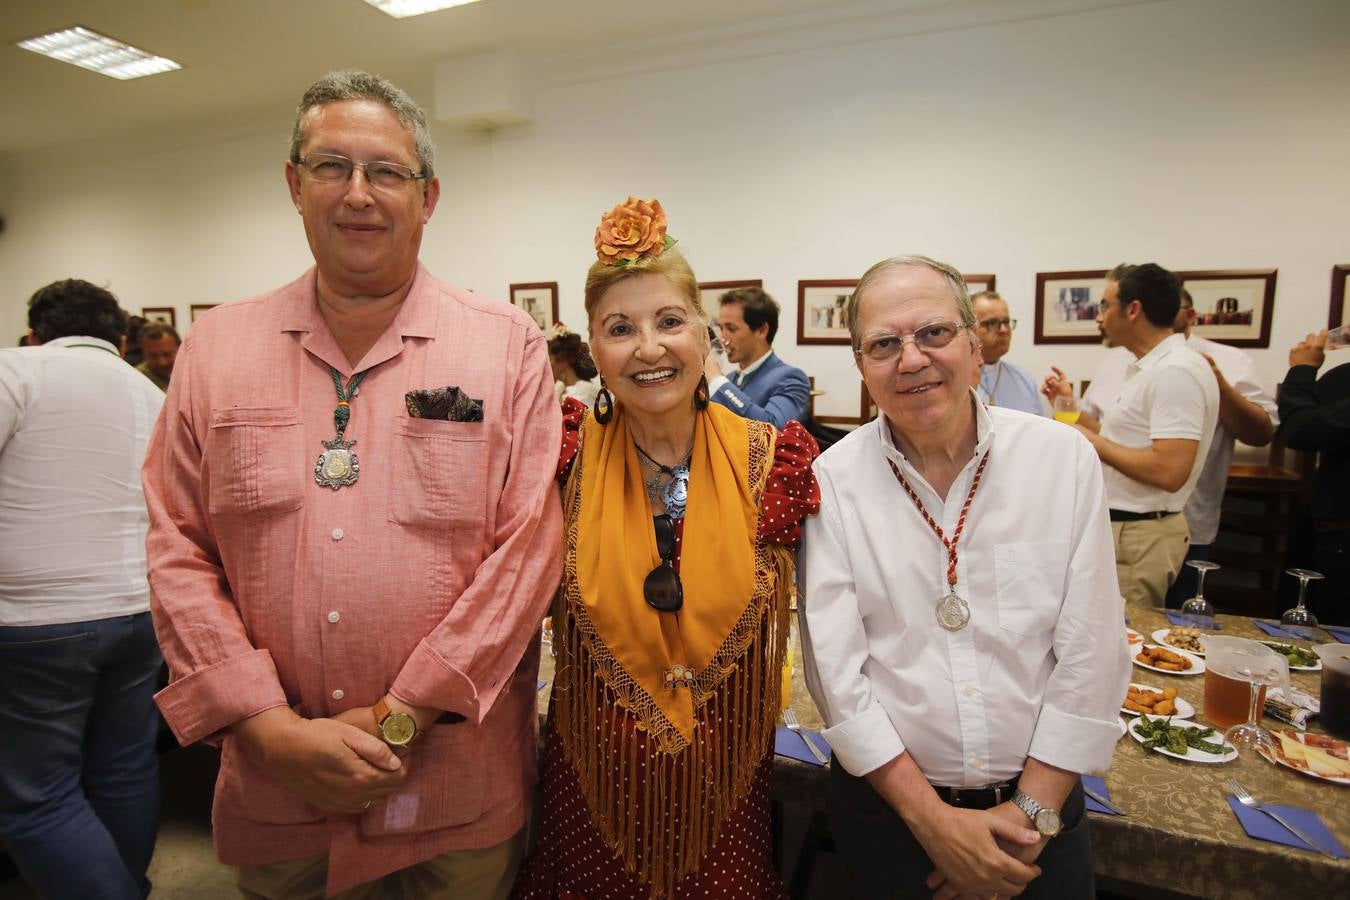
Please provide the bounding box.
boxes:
[1,0,1347,420]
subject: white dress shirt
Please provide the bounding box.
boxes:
[0,337,164,625]
[798,397,1130,786]
[1085,337,1276,543]
[1095,333,1218,514]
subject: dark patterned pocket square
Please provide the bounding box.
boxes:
[405,386,484,422]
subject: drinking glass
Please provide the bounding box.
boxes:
[1224,662,1279,755]
[1281,568,1324,630]
[1052,395,1081,425]
[1180,559,1220,619]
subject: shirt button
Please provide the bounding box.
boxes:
[327,611,340,624]
[331,689,344,701]
[331,528,344,541]
[970,757,982,768]
[964,686,977,698]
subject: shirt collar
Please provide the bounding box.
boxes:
[46,335,121,356]
[876,388,994,477]
[1129,332,1186,373]
[737,349,775,380]
[278,263,440,340]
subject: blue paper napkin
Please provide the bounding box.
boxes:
[1253,619,1316,641]
[536,679,547,691]
[1081,775,1120,816]
[1323,624,1350,644]
[1226,795,1347,858]
[773,726,831,766]
[1165,611,1220,630]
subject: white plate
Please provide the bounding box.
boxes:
[1258,730,1350,785]
[1125,628,1145,648]
[1152,628,1207,657]
[1118,716,1128,739]
[1129,715,1236,763]
[1121,682,1195,720]
[1255,641,1323,672]
[1133,644,1205,676]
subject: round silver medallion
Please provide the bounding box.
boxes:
[314,438,360,490]
[936,593,971,632]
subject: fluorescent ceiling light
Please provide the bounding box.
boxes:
[16,26,180,80]
[363,0,487,18]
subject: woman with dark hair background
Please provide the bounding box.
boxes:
[547,324,601,408]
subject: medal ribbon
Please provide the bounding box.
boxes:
[329,367,370,440]
[886,452,989,590]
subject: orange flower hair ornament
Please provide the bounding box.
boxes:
[594,196,677,266]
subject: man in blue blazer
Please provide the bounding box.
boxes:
[701,286,812,429]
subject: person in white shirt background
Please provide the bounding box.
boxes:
[0,279,166,900]
[1043,287,1277,607]
[547,323,601,408]
[798,255,1129,900]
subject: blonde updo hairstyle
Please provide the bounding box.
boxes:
[583,248,709,353]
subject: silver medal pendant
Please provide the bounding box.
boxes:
[314,437,360,490]
[936,593,971,632]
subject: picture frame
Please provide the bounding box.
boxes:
[1329,264,1350,329]
[963,273,997,296]
[797,280,858,346]
[698,279,762,312]
[1033,270,1108,344]
[141,307,177,329]
[1178,268,1276,348]
[189,304,217,324]
[508,282,559,331]
[815,379,876,426]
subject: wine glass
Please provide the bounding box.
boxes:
[1052,395,1080,425]
[1281,568,1324,631]
[1224,662,1278,756]
[1180,559,1220,620]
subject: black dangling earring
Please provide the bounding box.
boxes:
[694,374,710,410]
[594,381,614,425]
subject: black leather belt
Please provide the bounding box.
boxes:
[1109,509,1179,522]
[933,778,1019,810]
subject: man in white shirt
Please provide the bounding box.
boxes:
[0,280,166,899]
[972,291,1043,416]
[1047,289,1276,607]
[799,255,1129,900]
[1046,265,1219,608]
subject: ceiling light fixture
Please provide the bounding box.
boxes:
[362,0,487,19]
[16,26,181,80]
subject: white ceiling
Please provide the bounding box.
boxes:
[0,0,880,156]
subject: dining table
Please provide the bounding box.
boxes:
[536,608,1350,899]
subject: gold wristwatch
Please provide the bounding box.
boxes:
[372,697,418,748]
[1011,789,1062,838]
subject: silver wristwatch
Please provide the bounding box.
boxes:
[1011,789,1062,837]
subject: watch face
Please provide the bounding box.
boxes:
[1034,808,1062,837]
[381,712,417,746]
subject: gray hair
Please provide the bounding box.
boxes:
[845,255,976,352]
[289,70,436,178]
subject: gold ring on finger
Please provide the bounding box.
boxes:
[362,800,373,810]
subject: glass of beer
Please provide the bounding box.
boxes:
[1052,395,1080,425]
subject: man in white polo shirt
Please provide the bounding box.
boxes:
[1067,264,1218,608]
[0,279,166,899]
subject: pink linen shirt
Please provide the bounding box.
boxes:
[143,264,563,894]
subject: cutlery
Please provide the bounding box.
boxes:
[1083,785,1126,816]
[1226,778,1337,858]
[783,709,829,764]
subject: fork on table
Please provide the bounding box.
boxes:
[783,708,830,764]
[1226,778,1338,859]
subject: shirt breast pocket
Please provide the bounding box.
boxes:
[386,417,490,532]
[206,408,305,517]
[993,542,1070,639]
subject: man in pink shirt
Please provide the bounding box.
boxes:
[142,71,563,898]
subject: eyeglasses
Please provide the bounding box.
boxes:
[296,152,427,190]
[643,514,683,613]
[856,319,968,363]
[977,317,1016,332]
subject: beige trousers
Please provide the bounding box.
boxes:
[237,829,526,900]
[1112,514,1190,608]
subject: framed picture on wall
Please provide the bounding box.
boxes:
[509,282,558,331]
[698,279,762,312]
[963,273,997,296]
[797,280,858,346]
[142,307,177,329]
[1033,270,1108,344]
[190,304,217,324]
[1178,268,1276,348]
[1329,264,1350,329]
